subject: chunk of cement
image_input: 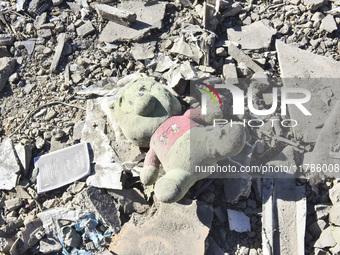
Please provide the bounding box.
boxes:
[314,226,337,248]
[0,138,20,190]
[50,33,66,73]
[227,209,251,232]
[96,4,136,26]
[276,40,340,143]
[39,238,62,254]
[170,35,203,64]
[0,57,16,92]
[303,101,340,178]
[227,21,277,50]
[86,162,123,190]
[110,200,213,255]
[227,44,264,73]
[303,0,325,10]
[222,63,238,84]
[320,14,338,33]
[99,2,166,43]
[131,41,156,61]
[35,142,91,193]
[76,21,95,38]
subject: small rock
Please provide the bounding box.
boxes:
[37,29,52,39]
[131,41,156,60]
[35,137,45,149]
[303,0,325,10]
[39,237,62,254]
[314,226,337,248]
[76,21,95,38]
[222,2,243,17]
[227,209,251,232]
[320,15,338,33]
[0,57,16,92]
[216,47,227,57]
[63,227,81,248]
[311,12,325,22]
[5,198,23,211]
[44,109,57,121]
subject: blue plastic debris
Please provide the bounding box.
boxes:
[58,212,112,255]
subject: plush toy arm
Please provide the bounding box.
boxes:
[184,108,223,125]
[140,148,160,185]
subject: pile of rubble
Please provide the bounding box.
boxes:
[0,0,340,254]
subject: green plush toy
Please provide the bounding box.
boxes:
[113,75,246,203]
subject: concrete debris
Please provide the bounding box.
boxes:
[75,187,121,232]
[5,198,23,211]
[131,41,156,61]
[170,35,203,64]
[222,2,243,17]
[95,4,137,26]
[227,209,251,233]
[50,33,66,73]
[303,0,325,10]
[147,53,177,73]
[76,21,95,38]
[223,174,252,204]
[86,162,124,190]
[15,143,34,177]
[329,203,340,226]
[14,40,36,55]
[110,200,213,255]
[227,21,277,50]
[0,57,16,92]
[276,40,340,143]
[227,44,264,73]
[330,183,340,205]
[39,237,62,254]
[314,227,337,248]
[320,14,338,33]
[62,227,81,248]
[107,188,149,214]
[0,138,21,190]
[303,101,340,178]
[222,63,238,84]
[35,142,91,193]
[99,2,166,43]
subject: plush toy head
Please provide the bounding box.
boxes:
[113,76,182,147]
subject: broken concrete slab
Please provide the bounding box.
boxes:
[99,1,166,43]
[95,4,137,26]
[227,21,277,50]
[131,41,156,61]
[320,14,338,33]
[227,209,251,233]
[109,200,213,255]
[276,40,340,143]
[170,35,203,64]
[227,44,264,73]
[0,138,21,190]
[14,40,36,55]
[303,101,340,178]
[86,162,123,190]
[148,53,177,73]
[75,187,121,233]
[35,142,91,193]
[50,33,66,73]
[76,21,95,38]
[0,57,16,92]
